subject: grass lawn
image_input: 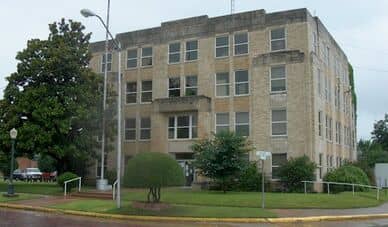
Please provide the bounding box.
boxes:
[48,188,388,218]
[0,193,40,202]
[121,188,388,209]
[52,199,275,218]
[0,181,62,196]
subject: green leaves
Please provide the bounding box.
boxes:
[0,19,101,175]
[192,131,253,192]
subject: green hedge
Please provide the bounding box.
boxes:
[57,172,78,192]
[278,156,316,192]
[323,165,370,193]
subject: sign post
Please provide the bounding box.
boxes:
[256,151,271,209]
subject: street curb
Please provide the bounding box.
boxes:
[1,202,388,223]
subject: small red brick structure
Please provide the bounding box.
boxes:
[16,157,37,170]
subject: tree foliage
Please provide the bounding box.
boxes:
[124,152,185,203]
[192,131,253,192]
[323,165,370,193]
[371,114,388,151]
[278,155,316,192]
[37,154,57,173]
[0,19,102,176]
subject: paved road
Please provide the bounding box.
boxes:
[2,208,388,227]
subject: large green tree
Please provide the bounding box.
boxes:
[192,131,253,192]
[0,19,102,175]
[371,114,388,150]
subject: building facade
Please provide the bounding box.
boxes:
[88,8,357,185]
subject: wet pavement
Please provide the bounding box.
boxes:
[272,202,388,217]
[2,208,388,227]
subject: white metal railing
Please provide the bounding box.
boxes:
[64,177,82,196]
[302,180,382,200]
[112,179,118,200]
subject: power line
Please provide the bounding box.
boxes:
[353,66,388,73]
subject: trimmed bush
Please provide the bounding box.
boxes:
[124,152,185,203]
[278,155,317,192]
[237,163,263,192]
[323,165,370,193]
[57,172,78,192]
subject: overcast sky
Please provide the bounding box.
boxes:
[1,0,387,140]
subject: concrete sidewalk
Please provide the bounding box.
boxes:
[10,195,77,207]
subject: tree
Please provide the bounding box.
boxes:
[372,114,388,150]
[124,152,184,203]
[192,131,253,193]
[0,19,102,176]
[356,139,388,183]
[278,155,316,192]
[37,154,57,173]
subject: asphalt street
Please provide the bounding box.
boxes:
[1,208,388,227]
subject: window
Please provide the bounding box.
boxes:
[185,75,197,96]
[125,118,136,141]
[168,77,180,97]
[234,32,248,55]
[141,80,152,103]
[140,117,151,140]
[326,46,330,66]
[126,82,137,104]
[141,47,152,66]
[168,115,197,139]
[329,118,333,141]
[185,40,198,61]
[317,69,322,96]
[235,70,249,95]
[216,72,230,97]
[272,109,287,136]
[215,113,229,133]
[335,121,340,143]
[338,122,342,144]
[215,35,229,58]
[313,32,318,53]
[127,49,137,68]
[319,153,323,179]
[325,114,329,140]
[324,74,329,101]
[271,28,286,51]
[235,112,249,136]
[318,111,323,137]
[272,153,287,180]
[271,65,286,92]
[101,53,112,72]
[169,42,180,64]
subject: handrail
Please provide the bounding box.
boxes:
[112,179,118,200]
[64,177,82,196]
[302,180,382,200]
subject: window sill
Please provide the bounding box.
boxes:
[215,55,229,59]
[140,65,153,69]
[233,53,249,57]
[270,91,287,95]
[271,135,288,139]
[124,140,136,143]
[168,138,198,142]
[125,67,137,71]
[184,59,198,63]
[234,94,250,97]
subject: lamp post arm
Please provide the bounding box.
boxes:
[95,15,121,50]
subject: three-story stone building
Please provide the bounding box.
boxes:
[88,8,357,185]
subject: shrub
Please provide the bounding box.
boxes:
[278,155,317,192]
[57,172,78,192]
[237,163,263,192]
[105,169,117,185]
[323,165,370,193]
[192,131,253,193]
[124,152,184,203]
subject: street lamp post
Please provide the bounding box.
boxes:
[5,128,18,197]
[81,8,122,208]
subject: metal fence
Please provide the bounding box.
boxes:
[301,180,382,200]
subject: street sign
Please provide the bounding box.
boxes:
[256,151,271,160]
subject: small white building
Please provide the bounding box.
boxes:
[375,163,388,188]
